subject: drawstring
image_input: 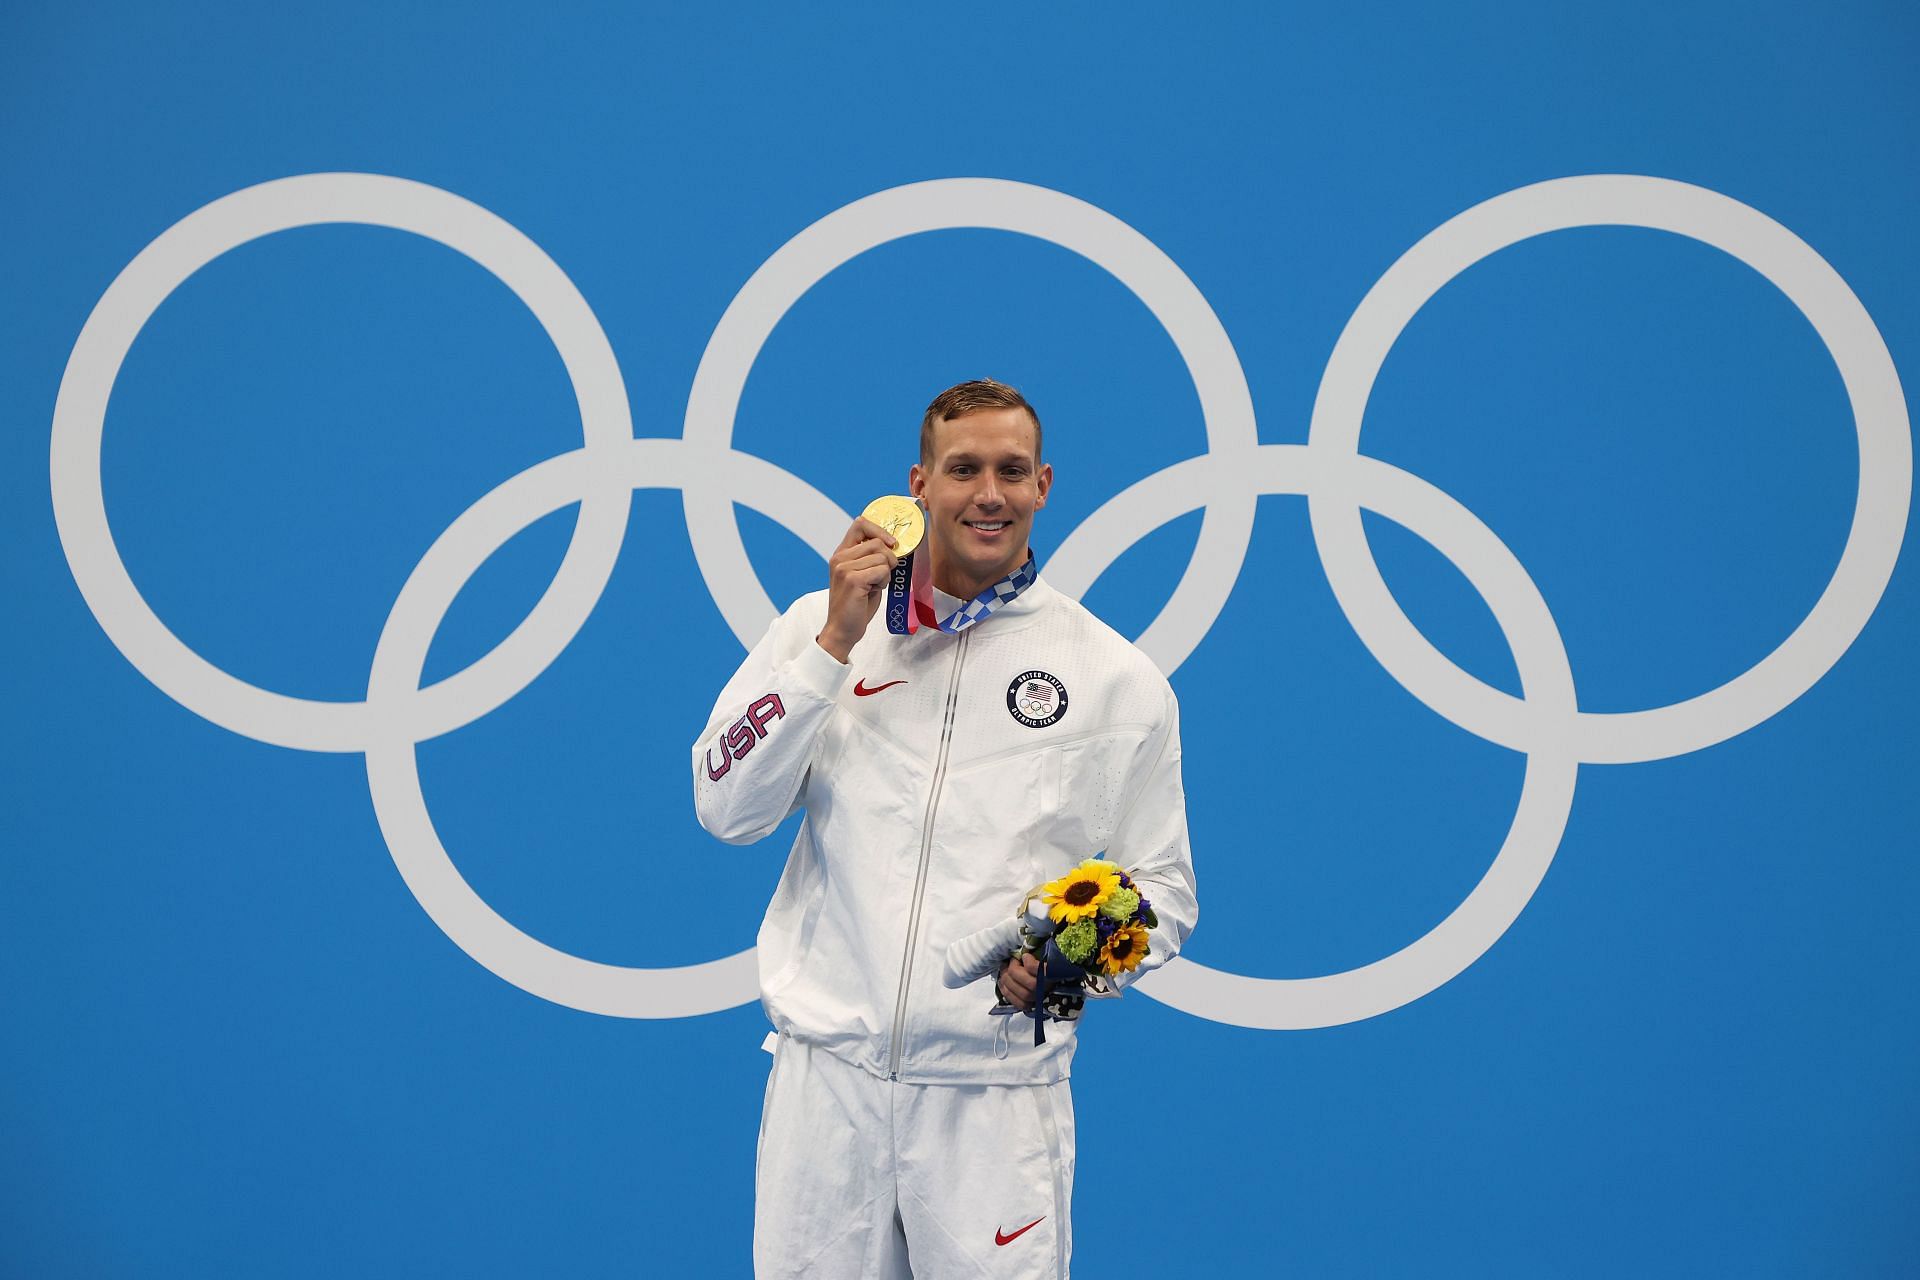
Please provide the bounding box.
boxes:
[993,1012,1010,1060]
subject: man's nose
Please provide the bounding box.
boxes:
[976,474,1003,508]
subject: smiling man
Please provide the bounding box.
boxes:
[905,396,1050,602]
[692,379,1198,1279]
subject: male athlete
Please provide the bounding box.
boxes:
[692,379,1198,1279]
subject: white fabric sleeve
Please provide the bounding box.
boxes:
[1103,681,1198,991]
[689,597,851,845]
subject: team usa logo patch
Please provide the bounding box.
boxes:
[1006,670,1068,728]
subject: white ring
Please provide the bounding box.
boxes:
[679,177,1261,674]
[1306,174,1911,762]
[1071,446,1581,1028]
[365,439,847,1016]
[49,172,636,751]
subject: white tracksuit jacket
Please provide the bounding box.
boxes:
[691,573,1198,1086]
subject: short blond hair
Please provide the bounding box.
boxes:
[919,379,1043,465]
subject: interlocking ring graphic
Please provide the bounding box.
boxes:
[50,172,1911,1028]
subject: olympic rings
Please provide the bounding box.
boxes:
[50,172,1910,1029]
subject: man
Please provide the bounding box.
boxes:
[692,379,1197,1279]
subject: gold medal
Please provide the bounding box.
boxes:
[861,495,924,558]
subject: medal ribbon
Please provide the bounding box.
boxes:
[885,546,1038,636]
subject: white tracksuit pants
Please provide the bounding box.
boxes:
[754,1032,1076,1278]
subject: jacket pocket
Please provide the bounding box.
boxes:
[1039,744,1065,813]
[1028,746,1067,888]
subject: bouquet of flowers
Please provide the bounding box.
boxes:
[943,858,1158,1045]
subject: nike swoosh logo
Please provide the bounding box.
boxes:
[995,1217,1044,1246]
[853,678,907,697]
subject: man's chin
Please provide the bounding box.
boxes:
[969,550,1028,583]
[933,547,1024,590]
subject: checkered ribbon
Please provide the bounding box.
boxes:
[885,547,1037,636]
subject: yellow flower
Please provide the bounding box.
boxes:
[1098,921,1150,976]
[1040,859,1122,925]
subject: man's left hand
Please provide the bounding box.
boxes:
[997,952,1040,1013]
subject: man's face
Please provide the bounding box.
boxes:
[908,406,1053,596]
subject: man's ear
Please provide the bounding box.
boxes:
[1033,462,1053,510]
[908,461,926,500]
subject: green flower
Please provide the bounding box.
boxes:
[1099,887,1140,923]
[1056,919,1098,965]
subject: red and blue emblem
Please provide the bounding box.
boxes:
[1006,670,1068,728]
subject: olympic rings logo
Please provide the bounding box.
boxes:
[50,173,1910,1029]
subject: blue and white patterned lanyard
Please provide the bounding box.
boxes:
[885,548,1037,636]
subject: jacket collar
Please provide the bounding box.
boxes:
[928,571,1055,622]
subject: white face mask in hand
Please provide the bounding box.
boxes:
[942,917,1025,990]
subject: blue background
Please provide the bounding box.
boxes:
[4,3,1916,1274]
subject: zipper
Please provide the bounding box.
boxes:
[887,628,970,1080]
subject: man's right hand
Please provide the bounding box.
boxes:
[815,516,899,664]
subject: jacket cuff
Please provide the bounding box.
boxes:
[791,633,855,698]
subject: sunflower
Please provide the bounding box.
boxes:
[1097,921,1150,976]
[1040,859,1122,925]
